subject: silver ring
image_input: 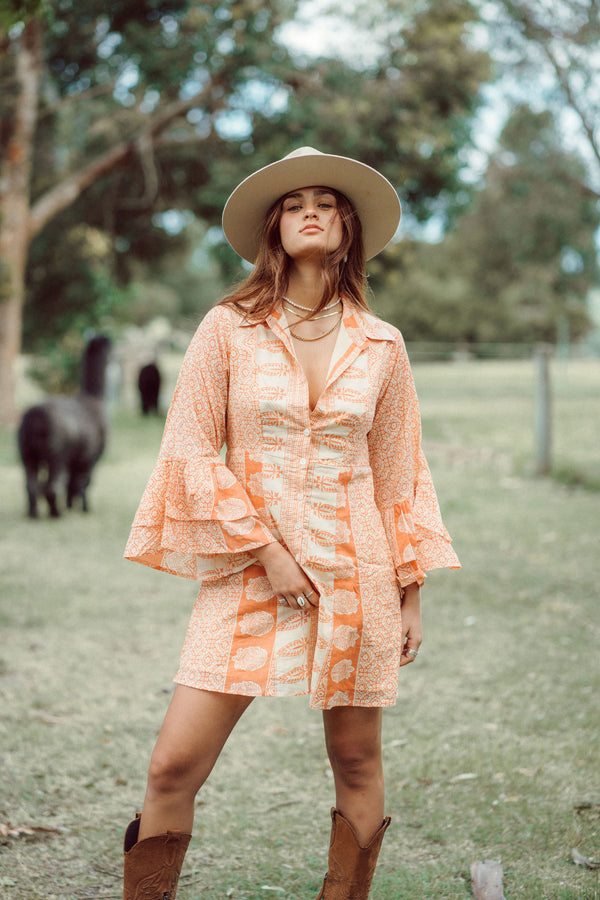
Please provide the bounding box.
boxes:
[407,648,418,657]
[297,596,306,608]
[305,590,315,598]
[278,597,287,606]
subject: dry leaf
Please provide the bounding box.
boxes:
[0,822,60,839]
[449,772,478,783]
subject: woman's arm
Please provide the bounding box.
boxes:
[399,582,422,666]
[254,541,319,610]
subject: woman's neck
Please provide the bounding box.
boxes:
[286,262,335,311]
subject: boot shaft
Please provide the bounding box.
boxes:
[123,815,191,900]
[317,808,390,900]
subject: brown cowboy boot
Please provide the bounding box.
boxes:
[123,814,191,900]
[316,808,391,899]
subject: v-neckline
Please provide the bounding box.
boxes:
[279,306,345,415]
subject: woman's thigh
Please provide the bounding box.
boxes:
[148,686,254,792]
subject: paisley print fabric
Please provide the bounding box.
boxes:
[124,300,460,708]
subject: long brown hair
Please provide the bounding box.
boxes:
[219,189,369,321]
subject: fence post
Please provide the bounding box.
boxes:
[534,343,553,476]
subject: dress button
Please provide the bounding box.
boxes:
[295,522,302,529]
[296,492,303,501]
[303,428,310,436]
[299,457,307,465]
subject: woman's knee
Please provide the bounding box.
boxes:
[146,745,202,798]
[326,734,383,788]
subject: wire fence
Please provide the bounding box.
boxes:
[404,340,599,363]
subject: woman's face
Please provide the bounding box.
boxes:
[279,186,343,261]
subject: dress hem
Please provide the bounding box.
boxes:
[173,673,398,710]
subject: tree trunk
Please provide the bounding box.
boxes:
[0,27,212,426]
[0,19,42,425]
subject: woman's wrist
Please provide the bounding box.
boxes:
[401,582,420,606]
[254,540,284,564]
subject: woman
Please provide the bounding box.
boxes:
[123,147,460,899]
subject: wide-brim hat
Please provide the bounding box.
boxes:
[222,146,401,263]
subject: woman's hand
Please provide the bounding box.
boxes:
[399,582,422,666]
[254,542,318,610]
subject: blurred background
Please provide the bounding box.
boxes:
[1,4,600,898]
[1,0,599,422]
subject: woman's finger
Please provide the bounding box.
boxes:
[280,587,318,610]
[399,641,421,666]
[302,587,318,607]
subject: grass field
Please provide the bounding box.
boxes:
[0,358,599,899]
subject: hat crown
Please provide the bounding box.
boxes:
[222,146,401,263]
[283,146,323,161]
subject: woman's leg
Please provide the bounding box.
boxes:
[321,706,384,845]
[138,685,253,840]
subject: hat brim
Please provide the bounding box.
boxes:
[222,150,401,263]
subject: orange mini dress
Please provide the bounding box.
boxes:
[124,301,460,709]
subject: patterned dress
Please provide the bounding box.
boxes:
[124,300,459,709]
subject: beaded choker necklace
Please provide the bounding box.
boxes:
[283,296,341,313]
[282,300,341,321]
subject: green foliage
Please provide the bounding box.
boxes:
[23,221,132,351]
[18,1,306,350]
[373,105,599,343]
[0,0,46,31]
[9,0,494,352]
[26,327,87,394]
[252,0,491,224]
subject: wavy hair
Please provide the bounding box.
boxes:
[218,189,369,321]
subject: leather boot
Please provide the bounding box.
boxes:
[123,813,191,900]
[316,808,391,899]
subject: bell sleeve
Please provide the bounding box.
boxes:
[124,305,277,580]
[367,333,460,588]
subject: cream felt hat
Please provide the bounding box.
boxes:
[222,146,401,263]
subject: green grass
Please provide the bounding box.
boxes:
[0,358,599,899]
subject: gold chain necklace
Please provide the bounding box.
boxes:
[288,312,342,342]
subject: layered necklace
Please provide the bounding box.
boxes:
[282,296,343,342]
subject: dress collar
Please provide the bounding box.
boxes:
[237,298,395,346]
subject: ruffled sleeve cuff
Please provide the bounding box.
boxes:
[124,456,276,580]
[382,499,460,589]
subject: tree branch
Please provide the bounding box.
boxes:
[38,81,117,119]
[539,42,600,170]
[497,0,600,171]
[27,87,215,238]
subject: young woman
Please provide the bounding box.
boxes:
[123,147,460,899]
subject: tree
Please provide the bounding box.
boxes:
[372,105,599,344]
[483,0,600,195]
[0,0,300,422]
[0,0,492,423]
[265,0,491,224]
